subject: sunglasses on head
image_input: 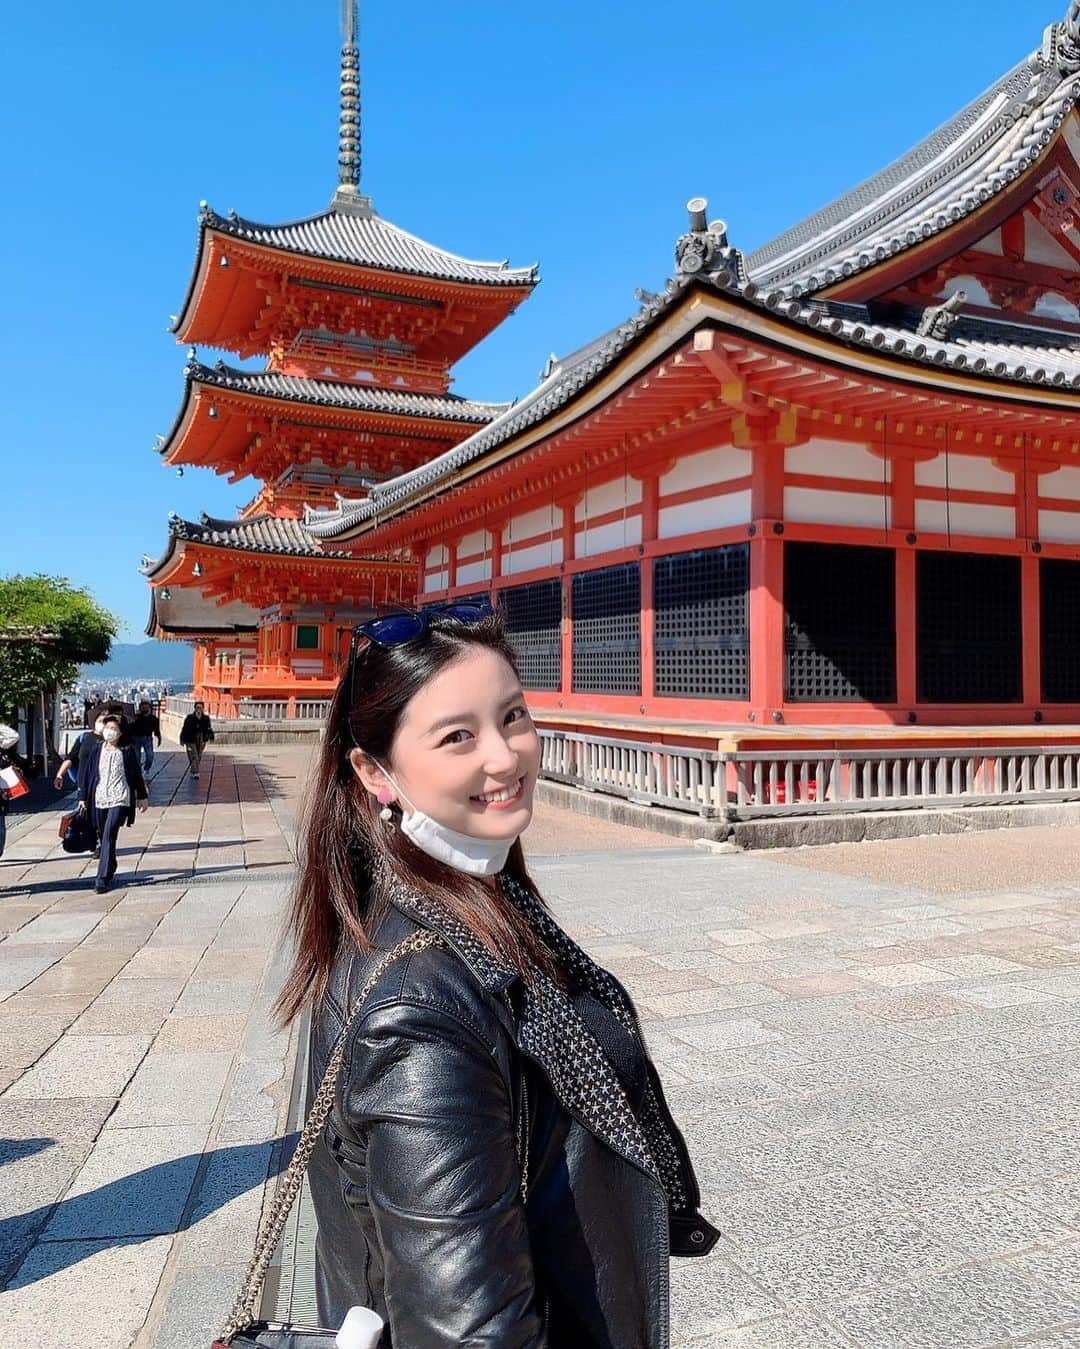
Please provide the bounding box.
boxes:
[345,601,495,740]
[351,600,494,652]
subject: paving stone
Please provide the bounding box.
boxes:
[216,1056,287,1142]
[854,992,979,1022]
[43,1125,207,1238]
[665,1019,786,1053]
[734,1214,962,1305]
[832,1259,1080,1348]
[95,976,187,1010]
[120,945,205,979]
[145,1259,248,1349]
[1011,1174,1080,1227]
[5,912,102,946]
[0,953,59,994]
[0,1138,93,1224]
[154,1012,248,1052]
[173,1141,273,1267]
[643,984,785,1019]
[172,978,259,1016]
[675,1313,856,1347]
[668,1253,783,1333]
[67,1002,169,1034]
[5,1033,152,1099]
[3,1235,173,1348]
[109,1051,233,1128]
[0,1097,115,1140]
[0,1015,69,1070]
[919,1191,1079,1258]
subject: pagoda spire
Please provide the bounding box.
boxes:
[337,0,363,196]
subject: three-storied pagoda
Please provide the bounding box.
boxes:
[142,1,535,713]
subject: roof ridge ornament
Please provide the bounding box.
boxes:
[673,197,746,287]
[916,289,967,340]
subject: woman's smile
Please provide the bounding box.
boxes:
[470,776,526,809]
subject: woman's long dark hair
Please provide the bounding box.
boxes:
[275,612,556,1024]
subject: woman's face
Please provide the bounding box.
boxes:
[359,647,540,841]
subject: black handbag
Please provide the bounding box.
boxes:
[61,807,97,854]
[211,929,445,1349]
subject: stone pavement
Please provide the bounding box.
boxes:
[3,745,1080,1346]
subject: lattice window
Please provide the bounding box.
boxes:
[572,564,641,694]
[1042,559,1080,703]
[499,579,562,691]
[654,546,749,699]
[785,543,897,702]
[917,551,1021,703]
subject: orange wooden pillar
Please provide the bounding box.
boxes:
[1022,552,1041,709]
[892,458,918,709]
[749,443,785,715]
[639,474,659,703]
[558,496,578,700]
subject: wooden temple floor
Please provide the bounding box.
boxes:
[533,710,1080,753]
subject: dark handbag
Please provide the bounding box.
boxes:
[61,807,97,854]
[210,929,445,1349]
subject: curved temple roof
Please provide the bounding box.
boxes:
[171,360,509,427]
[749,7,1080,293]
[190,196,538,291]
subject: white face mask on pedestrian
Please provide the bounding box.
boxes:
[93,720,106,736]
[102,727,120,743]
[373,761,515,878]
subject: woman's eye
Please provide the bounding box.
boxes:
[506,706,528,725]
[440,729,472,746]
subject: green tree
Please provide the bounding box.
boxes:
[0,575,118,714]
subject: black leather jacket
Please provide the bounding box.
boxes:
[307,896,719,1349]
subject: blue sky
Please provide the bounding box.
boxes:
[2,1,1047,637]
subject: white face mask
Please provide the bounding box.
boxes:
[93,721,105,735]
[102,727,120,743]
[374,762,514,878]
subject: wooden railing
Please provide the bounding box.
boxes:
[158,702,1080,820]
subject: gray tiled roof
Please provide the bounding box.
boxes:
[177,360,507,425]
[165,512,352,558]
[748,11,1080,292]
[301,233,1080,542]
[196,196,538,287]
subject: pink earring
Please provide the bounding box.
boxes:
[376,786,394,823]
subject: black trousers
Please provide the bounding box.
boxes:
[94,805,127,883]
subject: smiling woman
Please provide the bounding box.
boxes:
[276,604,719,1348]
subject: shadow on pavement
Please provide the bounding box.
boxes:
[0,1136,294,1289]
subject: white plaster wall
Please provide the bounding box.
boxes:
[574,476,642,522]
[422,570,449,593]
[290,658,324,676]
[658,446,751,495]
[504,538,564,575]
[785,439,891,482]
[1042,465,1080,500]
[915,500,1015,537]
[1040,509,1080,543]
[575,517,642,558]
[915,454,1015,492]
[507,504,562,543]
[458,529,492,560]
[425,543,449,569]
[942,275,993,307]
[657,490,752,539]
[456,558,493,586]
[1025,214,1078,270]
[969,226,1003,257]
[784,487,888,530]
[1034,292,1080,321]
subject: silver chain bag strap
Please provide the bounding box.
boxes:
[211,928,445,1348]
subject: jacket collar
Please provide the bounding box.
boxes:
[384,877,669,1193]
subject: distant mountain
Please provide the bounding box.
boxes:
[81,641,194,681]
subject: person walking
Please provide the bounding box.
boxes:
[179,701,214,779]
[55,712,106,791]
[129,700,162,774]
[276,604,718,1348]
[0,723,29,860]
[76,713,148,893]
